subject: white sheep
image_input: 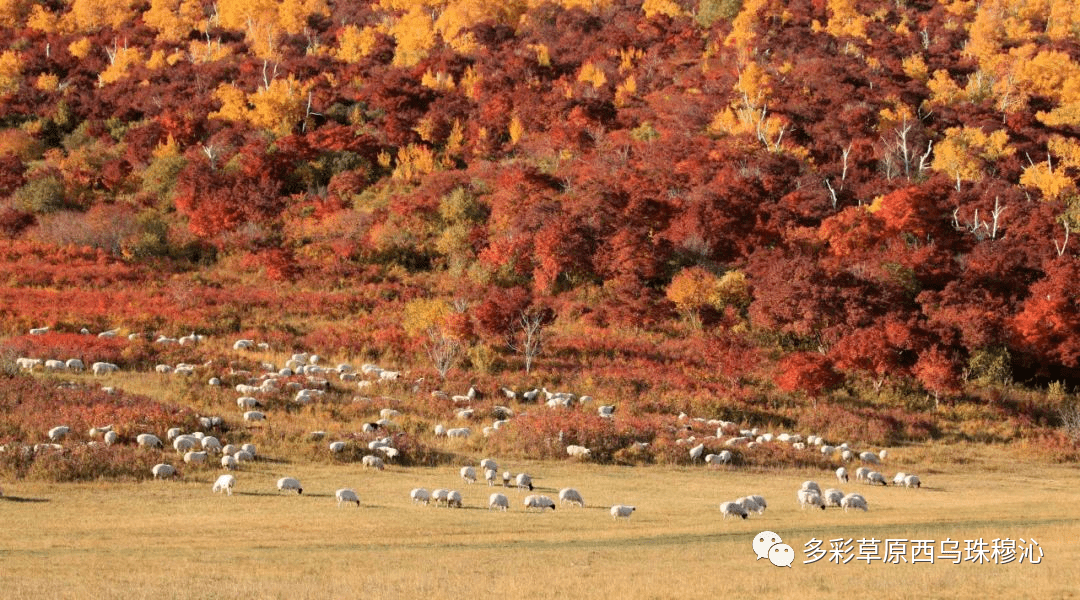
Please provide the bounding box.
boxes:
[566,444,592,459]
[103,431,118,446]
[151,464,176,479]
[240,443,257,457]
[489,492,509,511]
[233,339,255,350]
[797,488,826,510]
[411,488,431,505]
[484,468,497,486]
[841,493,868,512]
[432,488,450,507]
[221,455,238,470]
[800,481,822,495]
[166,428,182,442]
[878,449,889,461]
[65,358,85,371]
[705,450,733,465]
[221,444,238,456]
[836,467,849,483]
[558,487,585,508]
[892,472,908,486]
[277,477,303,495]
[719,501,748,520]
[445,427,471,438]
[329,441,347,453]
[91,362,118,376]
[859,451,881,464]
[243,411,266,422]
[502,471,512,487]
[865,471,887,486]
[610,504,635,519]
[735,496,765,515]
[237,396,260,410]
[903,474,921,488]
[689,443,705,462]
[841,449,855,462]
[446,490,463,508]
[234,450,254,463]
[362,455,385,470]
[515,473,533,491]
[854,466,870,483]
[183,451,208,465]
[523,494,556,512]
[212,474,236,496]
[336,488,360,507]
[136,433,163,448]
[47,426,70,442]
[822,488,844,508]
[747,494,767,511]
[479,457,497,472]
[173,436,198,454]
[460,466,477,484]
[44,359,65,371]
[200,436,222,454]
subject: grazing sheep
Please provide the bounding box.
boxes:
[103,431,118,446]
[800,481,822,495]
[362,455,385,470]
[336,488,360,507]
[841,449,855,462]
[91,362,119,376]
[878,449,888,461]
[566,445,592,459]
[892,472,908,486]
[461,466,477,484]
[166,428,182,442]
[183,451,208,465]
[489,493,509,511]
[610,504,635,519]
[234,450,254,463]
[200,437,222,454]
[445,427,471,439]
[44,359,66,371]
[705,451,733,465]
[797,489,826,510]
[735,496,765,515]
[173,436,198,454]
[747,495,767,512]
[689,443,705,462]
[432,488,451,507]
[446,490,463,508]
[558,488,585,508]
[515,473,533,491]
[151,464,176,479]
[65,358,85,371]
[859,451,881,464]
[479,458,498,472]
[865,471,887,486]
[523,495,556,512]
[411,488,431,505]
[240,443,256,457]
[277,477,303,495]
[329,441,346,453]
[854,466,870,483]
[903,474,921,488]
[221,444,238,456]
[134,433,162,449]
[212,474,236,496]
[841,493,868,512]
[822,488,844,508]
[221,455,238,470]
[484,468,497,486]
[47,426,70,442]
[237,396,260,410]
[243,411,266,422]
[720,501,748,520]
[502,471,512,487]
[836,467,849,483]
[233,339,255,350]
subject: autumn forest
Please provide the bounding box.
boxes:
[1,0,1079,457]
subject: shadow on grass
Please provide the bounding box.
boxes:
[0,495,50,503]
[233,491,334,498]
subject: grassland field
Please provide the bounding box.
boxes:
[2,444,1078,600]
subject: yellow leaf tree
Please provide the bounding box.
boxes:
[931,127,1014,190]
[0,50,21,99]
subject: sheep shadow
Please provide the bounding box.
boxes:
[232,491,334,498]
[0,495,50,503]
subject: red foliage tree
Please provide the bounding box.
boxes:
[775,351,844,399]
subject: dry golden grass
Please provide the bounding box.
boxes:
[2,446,1078,600]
